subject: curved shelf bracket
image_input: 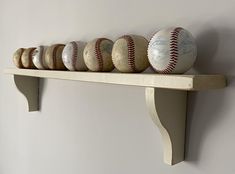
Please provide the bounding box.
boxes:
[145,87,187,165]
[14,75,39,112]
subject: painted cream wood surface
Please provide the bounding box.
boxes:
[4,68,226,91]
[3,68,227,165]
[145,88,187,165]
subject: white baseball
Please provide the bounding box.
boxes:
[148,27,197,74]
[62,41,88,71]
[32,46,48,69]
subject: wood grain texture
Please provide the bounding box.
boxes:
[4,68,226,91]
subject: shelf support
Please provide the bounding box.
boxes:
[145,87,187,165]
[14,75,39,112]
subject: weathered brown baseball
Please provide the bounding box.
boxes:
[45,44,66,70]
[83,38,114,72]
[21,47,37,69]
[112,35,149,73]
[13,48,25,68]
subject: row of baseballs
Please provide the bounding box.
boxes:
[13,27,197,74]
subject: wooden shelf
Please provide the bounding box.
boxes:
[4,68,226,166]
[4,68,225,90]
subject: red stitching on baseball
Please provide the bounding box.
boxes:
[94,38,107,71]
[95,38,112,71]
[71,41,78,70]
[120,35,137,72]
[154,27,183,74]
[94,38,113,71]
[95,38,106,71]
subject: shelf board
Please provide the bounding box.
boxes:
[4,68,226,91]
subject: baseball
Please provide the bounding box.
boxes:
[21,47,37,69]
[148,27,197,74]
[45,44,66,70]
[13,48,25,68]
[62,41,88,71]
[83,38,114,72]
[112,35,149,73]
[32,46,48,69]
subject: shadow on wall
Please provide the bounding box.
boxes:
[194,27,235,74]
[185,26,235,164]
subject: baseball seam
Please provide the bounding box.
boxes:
[94,38,106,71]
[121,35,137,72]
[71,41,78,70]
[155,27,182,74]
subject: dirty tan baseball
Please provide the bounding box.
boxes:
[13,48,25,68]
[83,38,114,72]
[21,47,37,69]
[45,44,66,70]
[112,35,149,73]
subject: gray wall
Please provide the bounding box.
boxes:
[0,0,234,173]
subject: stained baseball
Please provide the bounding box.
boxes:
[45,44,66,70]
[13,48,25,68]
[83,38,114,72]
[112,35,149,73]
[62,41,88,71]
[32,46,48,69]
[148,27,197,74]
[21,47,37,69]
